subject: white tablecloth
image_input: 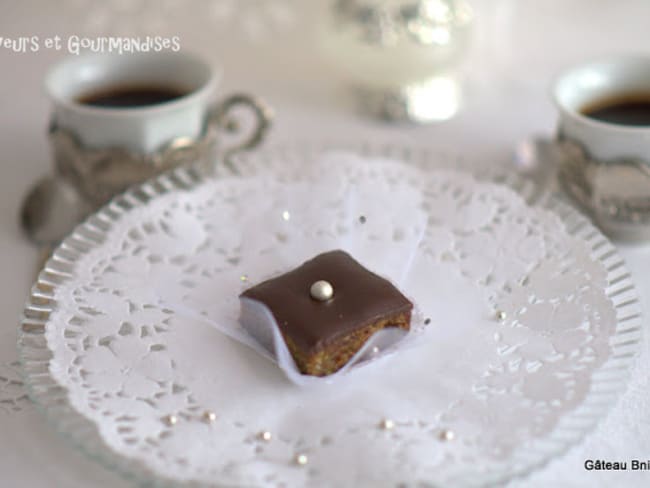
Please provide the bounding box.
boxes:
[1,1,649,486]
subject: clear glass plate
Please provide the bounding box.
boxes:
[18,143,642,487]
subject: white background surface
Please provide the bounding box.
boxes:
[1,1,650,486]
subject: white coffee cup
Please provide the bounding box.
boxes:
[46,51,218,153]
[42,52,270,209]
[554,56,650,161]
[553,56,650,240]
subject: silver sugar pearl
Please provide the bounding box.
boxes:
[258,431,272,442]
[371,346,380,354]
[495,310,506,321]
[295,453,309,465]
[282,210,291,221]
[203,410,217,423]
[163,414,178,426]
[439,429,455,441]
[310,280,334,301]
[380,418,395,430]
[359,215,367,224]
[240,274,249,282]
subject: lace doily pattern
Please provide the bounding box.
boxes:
[19,147,641,487]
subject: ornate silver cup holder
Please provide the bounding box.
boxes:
[52,93,272,208]
[21,94,272,246]
[557,132,650,241]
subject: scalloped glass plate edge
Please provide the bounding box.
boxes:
[18,142,643,488]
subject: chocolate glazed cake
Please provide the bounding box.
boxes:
[239,250,413,376]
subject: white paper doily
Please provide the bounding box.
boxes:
[19,145,642,488]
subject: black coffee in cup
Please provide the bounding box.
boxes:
[77,85,187,108]
[581,94,650,126]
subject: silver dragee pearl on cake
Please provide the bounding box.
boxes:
[310,280,334,301]
[495,310,506,321]
[380,418,395,430]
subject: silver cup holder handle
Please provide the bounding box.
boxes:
[209,94,274,169]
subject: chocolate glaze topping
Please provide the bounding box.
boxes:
[240,250,413,353]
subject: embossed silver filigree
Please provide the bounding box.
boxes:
[333,0,473,47]
[325,0,472,123]
[557,132,650,238]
